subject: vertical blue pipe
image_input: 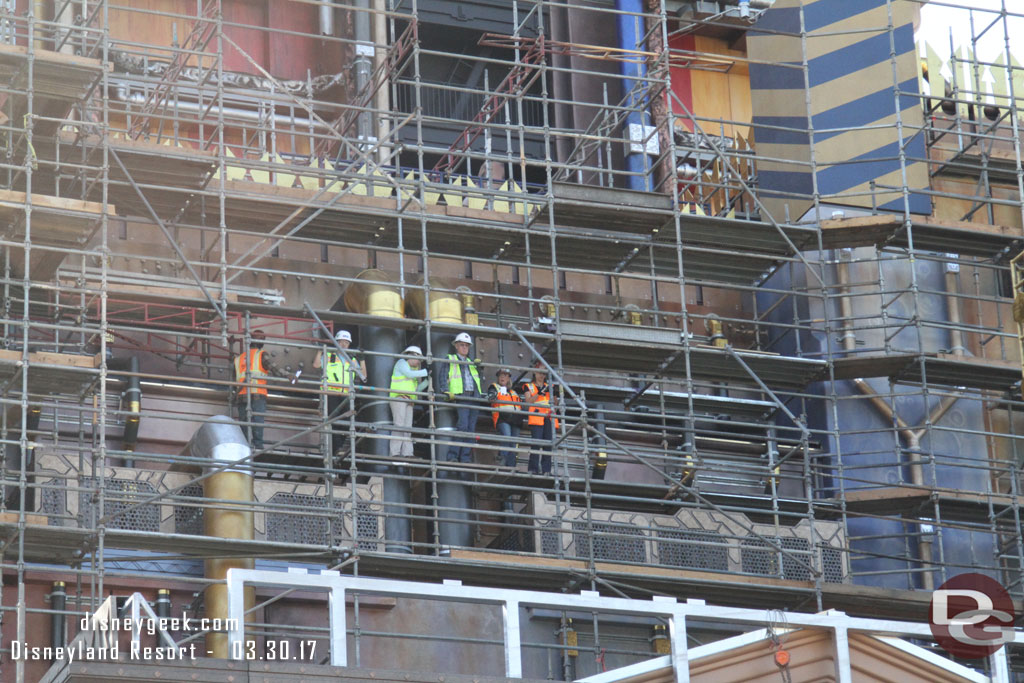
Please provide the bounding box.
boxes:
[616,0,654,192]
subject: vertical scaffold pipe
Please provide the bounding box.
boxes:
[344,269,411,553]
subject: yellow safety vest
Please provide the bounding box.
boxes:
[390,365,419,399]
[447,354,481,395]
[324,351,355,393]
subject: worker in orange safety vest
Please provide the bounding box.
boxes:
[234,329,283,450]
[520,362,560,475]
[487,367,523,468]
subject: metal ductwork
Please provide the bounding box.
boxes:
[188,416,255,658]
[344,269,411,553]
[319,0,336,36]
[591,405,609,480]
[5,404,42,512]
[50,581,66,651]
[353,0,373,146]
[110,356,142,464]
[406,279,473,550]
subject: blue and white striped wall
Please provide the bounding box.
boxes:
[747,0,932,221]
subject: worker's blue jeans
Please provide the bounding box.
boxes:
[496,420,520,468]
[447,398,479,465]
[529,421,553,474]
[238,394,267,450]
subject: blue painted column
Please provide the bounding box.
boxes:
[616,0,654,192]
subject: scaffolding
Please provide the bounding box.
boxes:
[0,0,1022,680]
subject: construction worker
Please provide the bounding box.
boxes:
[438,332,482,465]
[313,329,366,456]
[487,368,522,468]
[234,329,283,451]
[389,345,430,457]
[521,361,559,475]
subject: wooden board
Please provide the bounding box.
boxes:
[0,349,101,394]
[0,189,111,246]
[833,352,1020,390]
[820,214,1024,257]
[0,45,103,137]
[0,512,48,526]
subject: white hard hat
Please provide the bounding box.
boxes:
[335,330,352,342]
[404,345,423,356]
[454,332,472,344]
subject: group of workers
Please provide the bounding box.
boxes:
[233,329,559,474]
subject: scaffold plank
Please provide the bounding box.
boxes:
[841,486,1017,525]
[0,45,103,137]
[832,352,1020,390]
[552,333,825,391]
[52,133,218,218]
[0,189,110,245]
[820,214,1024,258]
[0,349,100,394]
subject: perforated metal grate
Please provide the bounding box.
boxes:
[40,478,65,527]
[821,544,845,583]
[173,483,204,536]
[573,522,646,563]
[78,478,160,531]
[355,502,378,551]
[780,537,812,581]
[540,521,562,556]
[266,493,329,545]
[657,529,729,571]
[740,538,780,577]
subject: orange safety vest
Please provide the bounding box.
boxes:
[235,348,268,396]
[490,385,522,428]
[523,382,559,428]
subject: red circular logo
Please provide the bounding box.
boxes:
[929,573,1015,659]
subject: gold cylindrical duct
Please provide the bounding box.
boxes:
[204,470,255,658]
[405,277,462,324]
[706,315,727,348]
[624,304,643,326]
[562,619,579,658]
[457,286,478,326]
[190,417,256,659]
[651,624,670,655]
[33,0,47,50]
[540,295,557,319]
[343,269,404,319]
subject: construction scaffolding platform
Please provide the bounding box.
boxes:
[820,214,1024,258]
[0,1,1020,681]
[840,486,1021,526]
[0,45,102,138]
[832,353,1020,390]
[0,349,100,394]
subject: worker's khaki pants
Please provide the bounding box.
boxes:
[389,398,414,457]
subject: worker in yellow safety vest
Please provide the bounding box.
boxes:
[389,345,430,457]
[438,332,482,465]
[233,329,283,450]
[521,361,560,475]
[313,329,366,456]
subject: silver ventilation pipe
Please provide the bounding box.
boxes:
[319,0,336,36]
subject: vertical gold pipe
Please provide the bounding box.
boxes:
[33,0,47,50]
[204,470,255,658]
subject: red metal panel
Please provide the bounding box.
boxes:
[268,0,320,80]
[222,0,268,75]
[669,32,695,130]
